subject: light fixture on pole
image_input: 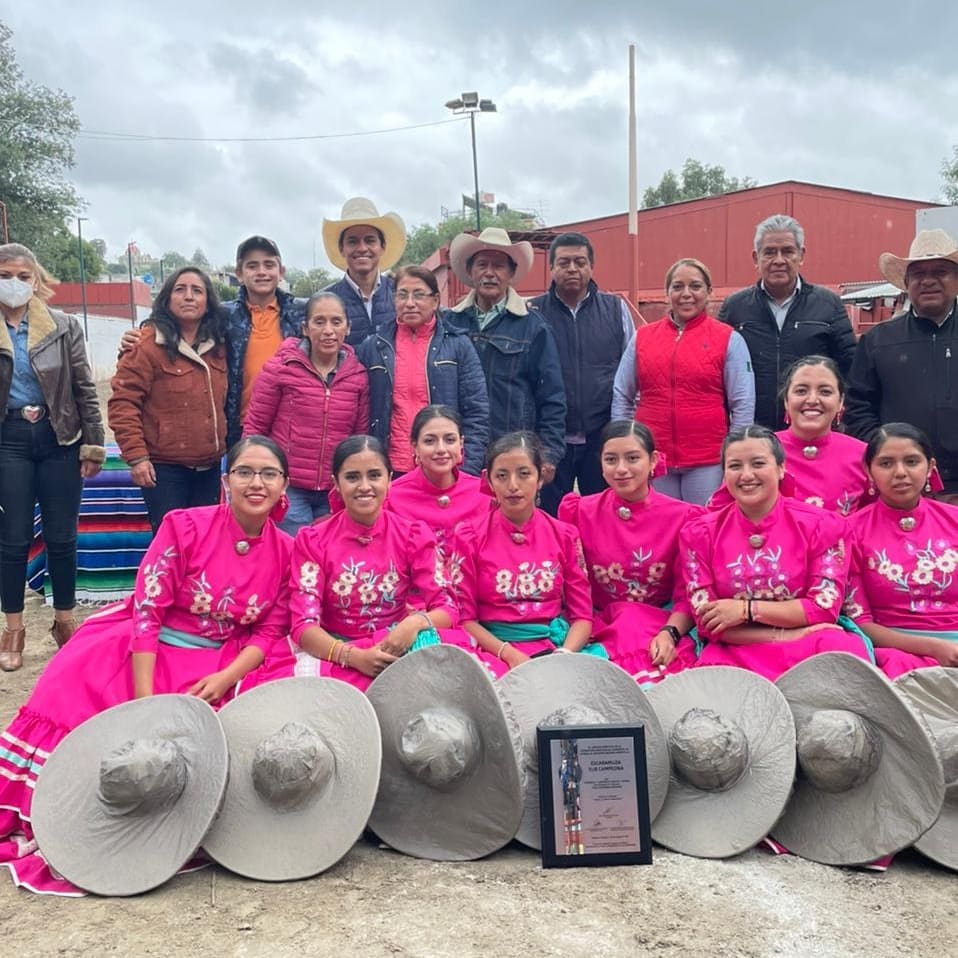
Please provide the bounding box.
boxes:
[76,216,90,340]
[445,92,497,231]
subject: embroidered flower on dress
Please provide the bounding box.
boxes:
[240,594,265,625]
[299,561,320,590]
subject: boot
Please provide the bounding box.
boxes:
[50,617,77,649]
[0,627,25,671]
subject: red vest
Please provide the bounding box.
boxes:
[634,312,732,468]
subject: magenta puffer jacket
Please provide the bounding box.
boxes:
[243,338,369,491]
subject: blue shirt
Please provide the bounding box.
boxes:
[6,317,45,410]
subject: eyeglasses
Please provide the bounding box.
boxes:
[395,290,436,302]
[229,467,286,483]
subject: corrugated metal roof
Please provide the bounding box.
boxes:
[840,282,901,301]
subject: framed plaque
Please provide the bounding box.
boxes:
[536,724,652,868]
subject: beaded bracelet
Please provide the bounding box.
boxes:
[342,644,353,669]
[497,641,510,660]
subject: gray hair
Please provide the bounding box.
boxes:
[753,215,804,255]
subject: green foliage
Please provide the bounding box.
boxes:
[39,224,107,282]
[161,250,189,270]
[213,281,234,303]
[286,266,335,297]
[399,208,540,267]
[642,158,757,209]
[190,248,211,268]
[942,145,958,204]
[0,21,81,249]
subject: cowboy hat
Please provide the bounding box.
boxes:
[645,666,795,859]
[202,677,381,881]
[449,227,534,287]
[773,653,944,866]
[366,645,523,861]
[322,197,407,272]
[498,654,670,850]
[894,667,958,871]
[30,694,228,896]
[879,229,958,291]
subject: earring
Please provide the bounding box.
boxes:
[279,493,290,511]
[924,477,932,494]
[835,408,843,425]
[867,483,876,497]
[783,411,791,426]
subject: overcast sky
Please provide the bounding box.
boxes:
[7,1,958,272]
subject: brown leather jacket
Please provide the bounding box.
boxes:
[0,300,105,462]
[108,325,227,467]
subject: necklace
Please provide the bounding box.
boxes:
[617,506,632,521]
[802,445,819,459]
[898,516,916,532]
[234,540,250,556]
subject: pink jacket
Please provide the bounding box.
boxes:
[243,338,369,492]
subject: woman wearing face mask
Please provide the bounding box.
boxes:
[243,291,369,535]
[0,244,105,670]
[356,266,489,476]
[612,259,755,504]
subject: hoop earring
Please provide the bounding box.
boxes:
[867,483,876,497]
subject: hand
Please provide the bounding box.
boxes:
[133,685,153,699]
[930,638,958,667]
[119,329,143,354]
[700,599,747,635]
[80,459,102,479]
[130,460,157,488]
[649,630,677,668]
[540,462,557,485]
[352,644,399,678]
[379,618,419,657]
[189,670,234,704]
[502,644,530,670]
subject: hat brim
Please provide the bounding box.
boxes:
[367,645,522,861]
[646,666,796,858]
[448,232,534,288]
[773,653,944,865]
[31,695,228,896]
[202,678,381,881]
[894,667,958,871]
[321,211,407,272]
[498,655,670,850]
[878,250,958,291]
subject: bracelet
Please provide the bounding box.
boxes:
[415,610,434,632]
[497,641,510,660]
[658,625,682,644]
[128,456,150,467]
[553,646,573,654]
[337,641,349,667]
[741,598,748,624]
[746,599,754,624]
[327,640,341,662]
[342,644,353,669]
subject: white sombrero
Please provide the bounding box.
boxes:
[449,226,534,287]
[322,197,407,272]
[879,229,958,291]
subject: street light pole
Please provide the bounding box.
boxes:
[445,92,497,232]
[127,242,136,328]
[76,216,89,340]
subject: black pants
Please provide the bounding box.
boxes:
[539,432,607,516]
[140,462,222,534]
[0,417,83,613]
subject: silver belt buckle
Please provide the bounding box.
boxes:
[22,405,45,423]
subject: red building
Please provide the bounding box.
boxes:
[49,280,153,323]
[427,180,940,327]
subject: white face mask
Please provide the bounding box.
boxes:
[0,277,35,309]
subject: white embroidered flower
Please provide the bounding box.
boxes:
[936,551,958,573]
[607,563,624,581]
[814,585,839,610]
[690,588,710,611]
[331,578,353,597]
[518,573,537,597]
[592,564,611,585]
[886,563,904,581]
[190,594,212,615]
[299,561,320,589]
[648,562,666,579]
[143,574,162,599]
[911,567,935,586]
[805,496,825,509]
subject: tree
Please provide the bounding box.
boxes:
[162,250,189,270]
[190,248,211,268]
[287,267,334,298]
[942,145,958,204]
[399,207,539,267]
[0,21,81,251]
[42,224,107,282]
[642,158,757,208]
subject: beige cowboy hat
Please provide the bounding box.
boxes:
[202,677,382,881]
[773,653,944,866]
[498,654,671,850]
[449,226,534,287]
[879,228,958,291]
[30,695,228,896]
[894,667,958,871]
[322,197,407,272]
[366,645,523,861]
[645,666,796,859]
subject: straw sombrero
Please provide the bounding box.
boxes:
[202,677,381,881]
[879,229,958,291]
[31,695,228,896]
[449,227,534,287]
[321,197,407,272]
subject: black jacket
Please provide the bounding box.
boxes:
[845,306,958,488]
[719,278,857,429]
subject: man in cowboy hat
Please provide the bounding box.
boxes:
[322,197,407,346]
[529,231,635,515]
[719,214,857,429]
[845,229,958,497]
[445,227,566,478]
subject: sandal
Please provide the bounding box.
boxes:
[50,617,78,650]
[0,627,26,672]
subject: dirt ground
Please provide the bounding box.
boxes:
[1,597,955,958]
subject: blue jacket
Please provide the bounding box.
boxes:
[222,287,305,446]
[444,287,567,465]
[356,317,490,476]
[324,274,396,347]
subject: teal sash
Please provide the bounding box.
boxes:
[158,626,223,649]
[481,617,609,659]
[837,615,876,664]
[898,627,958,643]
[331,627,441,654]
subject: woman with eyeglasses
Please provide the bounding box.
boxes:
[356,265,489,476]
[243,291,369,535]
[0,436,295,895]
[612,258,755,504]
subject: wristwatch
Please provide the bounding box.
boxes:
[658,625,682,644]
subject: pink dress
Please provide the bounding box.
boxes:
[777,429,869,516]
[288,510,468,691]
[451,508,595,678]
[845,497,958,678]
[0,505,293,896]
[681,497,870,680]
[558,488,701,683]
[385,467,489,553]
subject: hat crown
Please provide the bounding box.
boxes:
[473,227,513,248]
[98,738,187,815]
[339,197,384,221]
[933,726,958,785]
[399,708,480,791]
[670,708,749,792]
[251,721,333,809]
[797,709,882,793]
[530,704,607,770]
[907,229,958,261]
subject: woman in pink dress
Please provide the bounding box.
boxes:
[682,425,870,681]
[289,435,464,692]
[385,404,488,553]
[558,420,700,684]
[0,436,294,895]
[453,431,596,677]
[844,422,958,679]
